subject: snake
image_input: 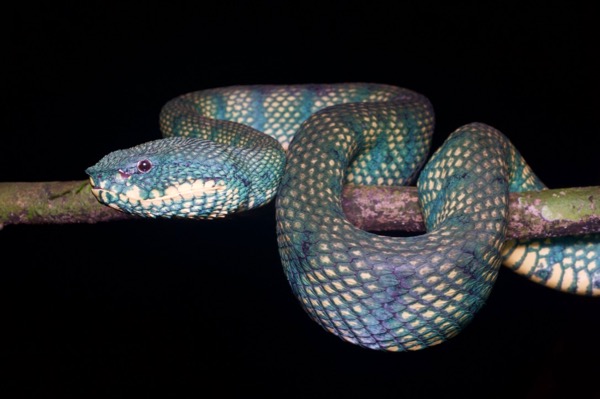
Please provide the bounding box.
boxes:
[86,83,600,351]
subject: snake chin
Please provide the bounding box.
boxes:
[87,173,237,218]
[89,186,124,211]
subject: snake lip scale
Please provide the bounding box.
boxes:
[86,83,600,352]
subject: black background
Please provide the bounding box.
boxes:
[2,2,599,397]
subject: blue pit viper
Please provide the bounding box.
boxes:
[86,83,600,352]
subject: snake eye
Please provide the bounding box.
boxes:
[137,159,153,173]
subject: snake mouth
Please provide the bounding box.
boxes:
[90,179,228,205]
[88,178,114,201]
[90,179,231,218]
[89,186,125,212]
[88,176,99,189]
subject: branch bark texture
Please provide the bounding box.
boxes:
[341,185,600,239]
[1,181,599,240]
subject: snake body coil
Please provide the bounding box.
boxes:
[86,84,600,351]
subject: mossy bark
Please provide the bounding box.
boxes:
[0,181,130,229]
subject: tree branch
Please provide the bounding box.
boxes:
[1,181,599,239]
[341,185,600,239]
[0,181,130,228]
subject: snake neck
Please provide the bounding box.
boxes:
[226,141,286,212]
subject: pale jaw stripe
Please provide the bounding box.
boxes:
[136,181,228,210]
[92,179,227,209]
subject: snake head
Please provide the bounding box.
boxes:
[85,137,255,219]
